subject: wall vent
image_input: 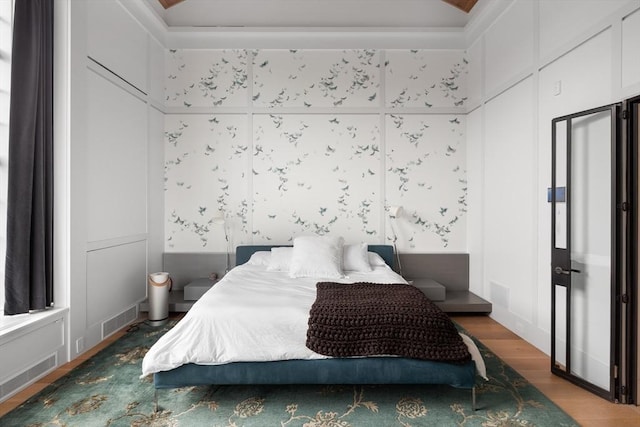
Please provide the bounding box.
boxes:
[102,305,138,339]
[490,281,510,308]
[0,354,57,401]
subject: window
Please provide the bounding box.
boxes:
[0,0,14,314]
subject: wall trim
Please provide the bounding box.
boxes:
[87,57,147,99]
[483,71,535,106]
[118,0,167,46]
[163,106,468,115]
[538,2,640,73]
[165,28,467,50]
[464,0,512,46]
[86,235,148,252]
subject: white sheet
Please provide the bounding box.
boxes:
[141,263,486,379]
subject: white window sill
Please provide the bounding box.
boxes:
[0,308,68,344]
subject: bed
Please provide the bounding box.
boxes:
[143,241,483,409]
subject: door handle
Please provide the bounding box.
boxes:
[554,266,581,275]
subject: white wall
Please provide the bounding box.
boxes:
[147,35,166,277]
[4,0,638,402]
[465,105,483,296]
[466,0,640,352]
[124,0,640,357]
[484,76,536,328]
[70,0,164,357]
[0,0,68,403]
[483,0,534,98]
[86,0,148,92]
[85,71,147,242]
[163,49,469,253]
[0,0,165,403]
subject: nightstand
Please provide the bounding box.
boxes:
[184,277,217,300]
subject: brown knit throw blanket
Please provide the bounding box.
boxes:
[306,282,471,364]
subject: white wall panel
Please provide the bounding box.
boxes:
[484,0,534,96]
[536,29,613,334]
[148,106,165,276]
[86,72,147,242]
[86,241,147,327]
[148,37,165,103]
[535,128,553,336]
[466,106,483,296]
[87,0,148,91]
[465,40,483,109]
[164,49,468,253]
[622,7,640,88]
[255,50,380,108]
[164,114,249,252]
[484,76,535,323]
[385,50,468,109]
[0,316,64,385]
[386,114,467,252]
[252,114,382,243]
[165,49,249,108]
[539,0,630,61]
[538,30,612,121]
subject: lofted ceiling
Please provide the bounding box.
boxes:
[148,0,481,29]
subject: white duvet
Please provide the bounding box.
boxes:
[141,263,486,379]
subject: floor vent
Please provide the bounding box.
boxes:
[102,305,138,339]
[0,354,57,401]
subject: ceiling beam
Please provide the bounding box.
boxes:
[441,0,478,13]
[158,0,479,14]
[158,0,185,9]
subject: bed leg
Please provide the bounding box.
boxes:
[472,387,477,411]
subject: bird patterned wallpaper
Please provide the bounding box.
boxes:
[164,49,467,253]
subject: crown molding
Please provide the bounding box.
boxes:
[464,0,510,46]
[164,27,466,49]
[118,0,168,45]
[123,0,507,50]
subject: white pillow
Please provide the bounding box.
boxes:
[267,247,293,271]
[246,251,271,266]
[343,243,372,272]
[368,252,388,267]
[289,236,344,278]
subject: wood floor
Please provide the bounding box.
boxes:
[453,315,640,427]
[1,314,639,426]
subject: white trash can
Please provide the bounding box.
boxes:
[148,272,171,326]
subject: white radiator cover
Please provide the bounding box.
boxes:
[102,305,138,339]
[0,354,57,401]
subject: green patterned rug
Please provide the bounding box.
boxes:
[2,320,578,427]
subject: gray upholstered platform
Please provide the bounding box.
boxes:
[410,278,446,301]
[140,250,492,314]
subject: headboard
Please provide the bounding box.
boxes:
[235,244,395,269]
[163,250,468,290]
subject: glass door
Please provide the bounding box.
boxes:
[551,104,621,401]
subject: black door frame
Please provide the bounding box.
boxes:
[550,103,623,402]
[625,95,639,404]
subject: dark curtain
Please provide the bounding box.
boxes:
[4,0,54,315]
